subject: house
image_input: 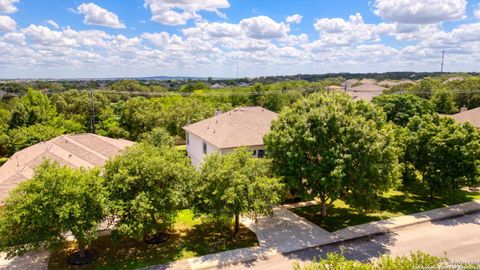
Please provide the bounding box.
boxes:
[0,90,6,100]
[359,78,377,84]
[449,107,480,128]
[346,84,387,102]
[0,133,134,204]
[210,83,225,89]
[183,107,278,168]
[326,85,344,91]
[341,79,359,90]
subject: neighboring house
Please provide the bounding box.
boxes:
[341,79,359,90]
[210,83,225,89]
[346,84,387,102]
[359,78,377,84]
[0,133,134,204]
[183,107,278,168]
[0,90,6,100]
[326,85,344,91]
[449,107,480,128]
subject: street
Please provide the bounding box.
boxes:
[219,212,480,270]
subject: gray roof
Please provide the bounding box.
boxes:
[0,133,134,204]
[349,84,387,92]
[183,107,278,149]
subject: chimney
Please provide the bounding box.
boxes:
[460,106,468,112]
[215,109,222,116]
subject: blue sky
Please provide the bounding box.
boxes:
[1,0,480,78]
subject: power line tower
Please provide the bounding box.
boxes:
[441,50,445,73]
[89,90,96,134]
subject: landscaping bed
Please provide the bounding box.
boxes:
[290,189,480,232]
[48,210,258,270]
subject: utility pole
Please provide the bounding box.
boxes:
[441,51,445,73]
[89,90,96,134]
[236,57,239,79]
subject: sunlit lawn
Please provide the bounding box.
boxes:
[291,189,480,232]
[48,210,258,270]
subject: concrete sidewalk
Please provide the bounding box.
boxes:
[149,199,480,270]
[0,251,49,270]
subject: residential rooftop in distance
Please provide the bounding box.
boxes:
[449,107,480,128]
[0,133,134,204]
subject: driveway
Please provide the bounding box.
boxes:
[240,206,336,253]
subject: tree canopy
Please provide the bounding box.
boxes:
[104,143,197,240]
[0,162,106,259]
[372,94,435,126]
[194,148,283,235]
[265,92,402,216]
[405,114,480,199]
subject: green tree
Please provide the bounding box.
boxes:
[9,89,57,128]
[431,88,458,114]
[265,92,401,216]
[194,148,284,235]
[104,144,197,241]
[405,114,480,200]
[6,124,66,153]
[139,127,175,147]
[372,94,435,126]
[0,162,106,262]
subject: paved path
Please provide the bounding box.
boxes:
[219,212,480,270]
[240,206,336,253]
[0,251,49,270]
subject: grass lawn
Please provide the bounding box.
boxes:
[291,189,480,232]
[48,210,258,270]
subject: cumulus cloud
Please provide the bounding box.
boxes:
[286,14,302,24]
[144,0,230,25]
[46,20,59,29]
[374,0,467,24]
[0,15,16,32]
[474,7,480,19]
[240,16,288,39]
[313,13,394,46]
[77,3,126,29]
[0,0,18,14]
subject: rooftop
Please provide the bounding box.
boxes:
[0,133,134,203]
[450,107,480,128]
[183,107,278,149]
[349,84,387,92]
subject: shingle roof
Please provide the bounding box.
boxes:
[450,107,480,128]
[0,133,134,204]
[349,84,387,92]
[346,91,381,102]
[183,107,278,149]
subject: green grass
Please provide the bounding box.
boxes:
[48,210,258,270]
[291,189,480,232]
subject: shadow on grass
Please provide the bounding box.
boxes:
[291,189,480,232]
[48,222,258,270]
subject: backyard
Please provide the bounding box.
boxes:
[291,189,480,232]
[48,210,258,270]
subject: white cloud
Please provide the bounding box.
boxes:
[474,7,480,19]
[0,0,18,14]
[374,0,467,24]
[0,15,16,32]
[286,14,302,24]
[240,16,288,39]
[77,3,126,29]
[144,0,230,25]
[313,13,394,46]
[46,20,59,29]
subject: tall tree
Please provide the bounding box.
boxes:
[9,89,57,128]
[265,92,401,216]
[0,162,106,264]
[372,94,435,126]
[194,148,283,235]
[405,114,480,200]
[431,88,458,114]
[104,143,197,241]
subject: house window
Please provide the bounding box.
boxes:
[258,150,265,158]
[203,142,207,154]
[253,150,257,157]
[186,133,190,145]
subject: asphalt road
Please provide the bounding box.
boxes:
[219,212,480,270]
